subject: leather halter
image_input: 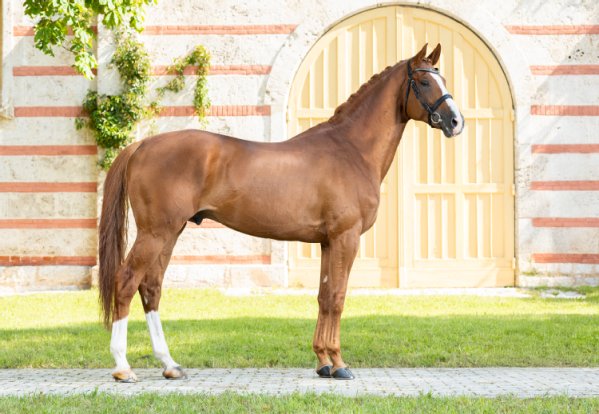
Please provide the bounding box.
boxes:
[404,59,453,125]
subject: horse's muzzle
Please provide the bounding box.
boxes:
[441,113,465,138]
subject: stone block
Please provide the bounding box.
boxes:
[0,266,91,294]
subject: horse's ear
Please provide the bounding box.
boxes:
[412,43,428,65]
[427,43,442,65]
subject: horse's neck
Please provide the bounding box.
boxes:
[335,66,407,183]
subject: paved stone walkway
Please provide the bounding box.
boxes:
[1,368,598,397]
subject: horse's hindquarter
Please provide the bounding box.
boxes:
[126,130,220,230]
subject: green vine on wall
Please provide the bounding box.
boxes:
[24,0,157,79]
[76,34,211,168]
[78,30,153,169]
[157,45,211,120]
[25,0,211,169]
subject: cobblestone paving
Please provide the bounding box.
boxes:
[1,368,598,397]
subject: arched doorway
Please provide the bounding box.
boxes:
[287,6,514,288]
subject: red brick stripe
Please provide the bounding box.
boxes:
[0,145,97,156]
[14,65,270,76]
[532,253,599,264]
[0,256,96,266]
[0,219,96,229]
[13,66,97,76]
[505,25,599,35]
[13,26,35,36]
[531,106,599,116]
[532,218,599,227]
[0,255,271,266]
[13,26,98,36]
[532,144,599,154]
[14,106,270,117]
[531,181,599,191]
[171,255,271,264]
[151,65,268,76]
[209,65,271,75]
[142,24,297,35]
[530,65,599,75]
[186,220,225,229]
[14,107,84,117]
[160,105,271,117]
[14,24,295,37]
[151,64,271,75]
[0,182,96,193]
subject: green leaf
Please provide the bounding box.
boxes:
[27,0,210,168]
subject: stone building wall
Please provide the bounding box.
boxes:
[0,0,597,292]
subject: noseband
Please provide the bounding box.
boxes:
[404,60,453,125]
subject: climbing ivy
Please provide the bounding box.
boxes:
[79,30,153,168]
[157,45,211,120]
[26,1,211,169]
[77,33,211,169]
[23,0,157,79]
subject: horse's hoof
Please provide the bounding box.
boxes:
[112,369,138,383]
[332,367,355,380]
[163,366,188,380]
[316,364,333,378]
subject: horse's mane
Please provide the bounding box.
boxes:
[327,62,398,124]
[327,57,432,124]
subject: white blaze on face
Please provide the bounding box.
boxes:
[110,317,130,371]
[146,311,178,369]
[429,71,463,133]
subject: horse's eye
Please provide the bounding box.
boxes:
[420,79,430,87]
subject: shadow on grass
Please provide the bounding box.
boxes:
[1,314,597,369]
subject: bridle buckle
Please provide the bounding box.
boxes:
[430,112,442,124]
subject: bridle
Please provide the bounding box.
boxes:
[404,59,453,126]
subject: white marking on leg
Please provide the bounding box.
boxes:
[323,275,328,284]
[110,317,130,372]
[146,311,178,369]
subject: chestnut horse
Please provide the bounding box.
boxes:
[99,43,464,382]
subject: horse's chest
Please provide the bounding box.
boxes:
[329,182,380,233]
[360,189,380,232]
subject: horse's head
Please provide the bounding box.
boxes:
[403,43,464,138]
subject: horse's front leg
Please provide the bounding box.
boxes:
[313,242,332,377]
[313,224,360,380]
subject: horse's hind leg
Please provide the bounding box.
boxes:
[110,230,171,383]
[138,225,186,380]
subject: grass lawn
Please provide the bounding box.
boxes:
[0,288,597,369]
[1,393,599,414]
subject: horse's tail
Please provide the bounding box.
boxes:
[98,142,141,329]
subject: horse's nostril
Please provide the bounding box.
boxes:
[451,117,459,128]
